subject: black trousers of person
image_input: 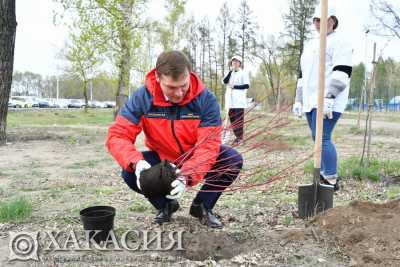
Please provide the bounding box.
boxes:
[228,108,244,140]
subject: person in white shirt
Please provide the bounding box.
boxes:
[293,5,352,191]
[222,55,250,145]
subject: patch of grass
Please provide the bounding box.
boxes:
[94,187,114,196]
[0,170,10,177]
[382,160,400,176]
[284,135,309,147]
[348,126,363,135]
[304,157,400,182]
[386,186,400,199]
[280,215,293,226]
[339,157,381,181]
[7,109,113,128]
[341,157,400,181]
[247,170,276,183]
[67,160,99,169]
[303,161,314,175]
[0,197,32,223]
[129,201,152,213]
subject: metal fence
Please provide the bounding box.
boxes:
[347,104,400,112]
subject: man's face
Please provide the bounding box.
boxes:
[157,71,190,104]
[231,59,241,70]
[313,17,335,33]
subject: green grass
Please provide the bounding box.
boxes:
[304,157,400,181]
[280,215,294,226]
[0,197,32,223]
[386,186,400,199]
[7,109,113,127]
[303,161,314,175]
[129,201,152,212]
[284,135,310,147]
[94,187,114,196]
[66,160,100,169]
[348,126,363,135]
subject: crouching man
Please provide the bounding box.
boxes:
[106,51,243,228]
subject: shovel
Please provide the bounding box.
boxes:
[298,0,334,219]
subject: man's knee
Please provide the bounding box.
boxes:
[222,145,243,170]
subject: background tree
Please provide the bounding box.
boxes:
[63,19,106,111]
[370,0,400,39]
[349,63,366,100]
[217,1,234,104]
[282,0,317,78]
[236,0,257,67]
[157,0,188,50]
[0,0,17,145]
[55,0,148,116]
[11,71,43,96]
[251,35,283,109]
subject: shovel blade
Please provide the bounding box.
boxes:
[298,183,334,219]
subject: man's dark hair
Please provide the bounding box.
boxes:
[156,51,192,80]
[331,16,339,30]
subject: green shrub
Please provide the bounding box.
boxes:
[303,157,400,182]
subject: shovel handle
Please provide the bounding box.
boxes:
[314,0,328,170]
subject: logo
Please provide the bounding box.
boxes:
[7,229,185,262]
[8,231,39,261]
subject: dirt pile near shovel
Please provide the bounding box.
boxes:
[311,199,400,266]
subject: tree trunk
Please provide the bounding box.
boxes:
[0,1,17,145]
[115,27,131,119]
[83,79,88,113]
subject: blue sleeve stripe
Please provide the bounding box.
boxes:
[198,89,222,127]
[119,86,152,125]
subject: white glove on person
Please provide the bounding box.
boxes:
[135,160,151,190]
[292,102,303,117]
[166,167,186,200]
[323,98,335,119]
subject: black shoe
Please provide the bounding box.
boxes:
[320,175,340,192]
[154,200,180,225]
[231,138,242,146]
[189,202,223,228]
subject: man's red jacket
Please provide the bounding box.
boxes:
[106,69,222,186]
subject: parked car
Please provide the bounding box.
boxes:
[53,99,70,108]
[104,101,116,108]
[8,100,17,108]
[10,97,27,108]
[38,99,51,108]
[68,99,86,108]
[88,100,108,108]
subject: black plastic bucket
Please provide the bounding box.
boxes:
[79,206,116,243]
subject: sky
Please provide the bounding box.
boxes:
[13,0,400,77]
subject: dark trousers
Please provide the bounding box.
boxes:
[228,108,244,140]
[121,145,243,210]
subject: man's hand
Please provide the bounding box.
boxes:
[166,166,186,200]
[135,160,151,190]
[323,98,335,119]
[166,177,186,199]
[292,102,303,117]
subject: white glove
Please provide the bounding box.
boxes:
[135,160,151,190]
[323,98,334,119]
[166,176,186,200]
[292,102,303,117]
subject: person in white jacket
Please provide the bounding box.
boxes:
[293,5,352,191]
[222,55,250,145]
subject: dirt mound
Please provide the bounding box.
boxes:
[311,200,400,266]
[181,230,252,261]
